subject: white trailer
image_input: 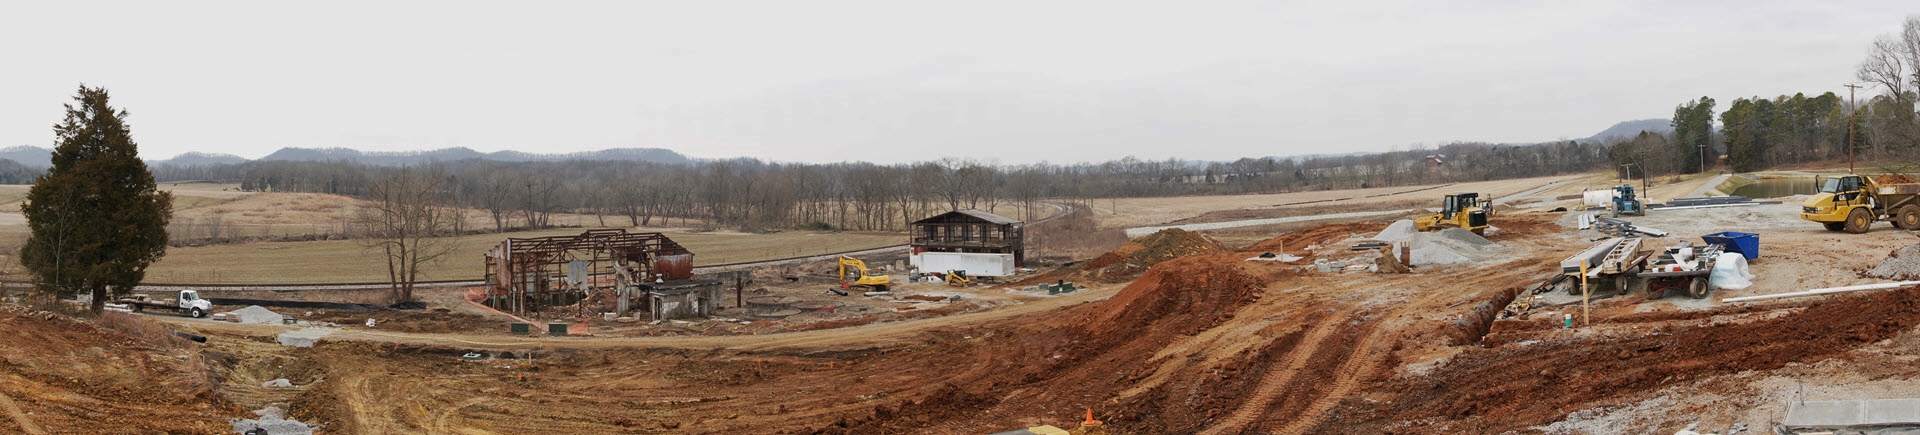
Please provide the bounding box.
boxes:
[911,252,1016,277]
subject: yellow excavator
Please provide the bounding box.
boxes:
[1413,192,1492,235]
[838,256,891,292]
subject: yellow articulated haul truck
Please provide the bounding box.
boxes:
[1799,174,1920,233]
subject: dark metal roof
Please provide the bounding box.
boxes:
[912,209,1023,226]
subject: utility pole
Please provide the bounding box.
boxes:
[1620,162,1635,183]
[1698,143,1706,173]
[1845,83,1862,174]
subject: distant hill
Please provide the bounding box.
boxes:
[153,151,248,167]
[258,146,692,166]
[0,146,51,168]
[1581,119,1672,144]
[0,146,694,169]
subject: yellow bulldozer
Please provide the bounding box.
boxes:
[838,255,892,292]
[1413,192,1492,235]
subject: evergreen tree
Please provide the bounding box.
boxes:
[21,85,173,313]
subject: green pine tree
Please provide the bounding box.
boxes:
[21,85,174,313]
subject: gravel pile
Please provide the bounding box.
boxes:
[225,306,286,325]
[1866,242,1920,281]
[1405,228,1499,266]
[1372,219,1416,242]
[231,406,315,435]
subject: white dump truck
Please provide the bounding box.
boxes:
[119,289,212,318]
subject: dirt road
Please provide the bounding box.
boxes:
[162,283,1122,353]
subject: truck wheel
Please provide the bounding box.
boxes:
[1687,277,1709,299]
[1897,205,1920,230]
[189,308,205,318]
[1844,208,1873,234]
[130,304,144,313]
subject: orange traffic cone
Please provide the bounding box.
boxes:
[1084,408,1102,427]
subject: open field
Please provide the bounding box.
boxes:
[142,229,902,284]
[0,227,901,284]
[1088,173,1587,229]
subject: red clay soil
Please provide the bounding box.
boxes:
[1243,222,1385,253]
[1876,173,1918,184]
[1019,227,1227,286]
[0,308,236,433]
[803,251,1285,434]
[1326,285,1920,433]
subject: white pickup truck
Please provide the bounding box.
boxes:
[119,289,212,318]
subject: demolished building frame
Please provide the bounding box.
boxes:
[483,229,694,317]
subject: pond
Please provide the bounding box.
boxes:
[1730,177,1818,198]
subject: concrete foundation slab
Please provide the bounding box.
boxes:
[1786,398,1920,428]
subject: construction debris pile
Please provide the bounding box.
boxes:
[1867,242,1920,281]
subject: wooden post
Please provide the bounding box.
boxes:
[1580,260,1591,326]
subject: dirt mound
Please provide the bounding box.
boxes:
[1865,242,1920,281]
[1026,205,1129,264]
[1876,173,1918,184]
[1244,221,1386,253]
[304,308,508,333]
[1080,228,1223,281]
[1330,284,1920,432]
[0,306,236,432]
[1020,223,1356,287]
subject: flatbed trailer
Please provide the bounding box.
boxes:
[1637,242,1723,299]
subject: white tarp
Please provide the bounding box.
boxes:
[1709,252,1756,290]
[911,252,1016,277]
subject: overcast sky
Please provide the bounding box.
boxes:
[0,1,1912,164]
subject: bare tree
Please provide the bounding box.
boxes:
[1857,16,1920,154]
[357,168,458,303]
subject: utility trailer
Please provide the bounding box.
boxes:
[1635,242,1724,300]
[117,289,212,318]
[1557,237,1650,295]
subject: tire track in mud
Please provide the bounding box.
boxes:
[1210,263,1536,434]
[0,389,47,435]
[1265,286,1461,434]
[1196,311,1348,435]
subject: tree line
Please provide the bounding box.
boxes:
[143,139,1610,233]
[1618,16,1920,177]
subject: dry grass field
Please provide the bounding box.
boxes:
[21,228,900,284]
[0,183,901,284]
[1087,174,1586,229]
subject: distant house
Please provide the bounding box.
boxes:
[910,209,1025,267]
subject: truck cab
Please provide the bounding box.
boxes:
[1802,174,1920,233]
[125,289,213,318]
[175,290,211,317]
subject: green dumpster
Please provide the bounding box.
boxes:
[509,323,529,335]
[547,322,569,336]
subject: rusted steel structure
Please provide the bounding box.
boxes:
[483,229,693,317]
[910,209,1025,266]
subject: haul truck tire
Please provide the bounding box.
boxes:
[1897,205,1920,230]
[1845,208,1873,234]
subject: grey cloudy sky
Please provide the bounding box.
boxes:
[0,1,1912,164]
